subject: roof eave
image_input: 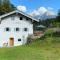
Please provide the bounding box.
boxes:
[0,10,39,22]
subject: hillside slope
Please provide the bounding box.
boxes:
[0,29,60,60]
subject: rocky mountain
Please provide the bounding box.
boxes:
[33,11,56,20]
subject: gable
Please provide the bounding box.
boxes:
[0,10,39,22]
[0,13,33,24]
[0,14,34,28]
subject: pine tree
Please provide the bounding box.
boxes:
[56,10,60,22]
[0,0,4,15]
[0,0,16,15]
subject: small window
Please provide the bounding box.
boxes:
[0,21,1,24]
[18,39,21,41]
[11,16,15,20]
[16,28,19,31]
[24,28,28,31]
[26,18,28,20]
[6,27,10,31]
[20,17,23,20]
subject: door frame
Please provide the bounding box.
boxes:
[9,37,14,47]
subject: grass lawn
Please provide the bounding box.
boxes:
[0,36,60,60]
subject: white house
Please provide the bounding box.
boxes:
[0,10,38,47]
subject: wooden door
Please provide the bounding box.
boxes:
[9,38,14,46]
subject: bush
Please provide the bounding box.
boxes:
[39,35,46,40]
[27,35,34,44]
[44,29,60,37]
[53,31,60,37]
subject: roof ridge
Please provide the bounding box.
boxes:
[0,10,39,22]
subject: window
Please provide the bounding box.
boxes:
[20,17,23,20]
[18,39,21,41]
[11,16,15,20]
[26,18,28,20]
[0,21,1,24]
[16,28,19,31]
[24,28,28,31]
[6,27,10,31]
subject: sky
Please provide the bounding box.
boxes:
[10,0,60,15]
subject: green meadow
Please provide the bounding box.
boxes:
[0,29,60,60]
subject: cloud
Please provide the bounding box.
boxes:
[17,5,27,12]
[38,7,47,15]
[30,7,55,16]
[30,10,40,16]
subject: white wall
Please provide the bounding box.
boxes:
[0,15,33,47]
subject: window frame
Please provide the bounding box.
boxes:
[24,28,28,31]
[11,15,15,20]
[20,17,23,20]
[26,17,29,20]
[5,27,10,32]
[15,27,20,32]
[18,39,21,41]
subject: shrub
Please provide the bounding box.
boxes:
[53,31,60,37]
[27,35,34,44]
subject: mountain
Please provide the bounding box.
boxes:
[33,11,56,20]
